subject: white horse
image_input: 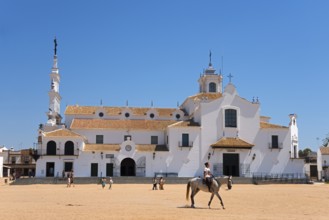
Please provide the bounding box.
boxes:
[186,176,232,209]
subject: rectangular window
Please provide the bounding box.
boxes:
[124,135,132,141]
[182,133,189,147]
[225,109,237,128]
[151,136,158,144]
[272,135,279,148]
[96,135,104,144]
[24,156,30,164]
[11,156,16,164]
[64,162,73,172]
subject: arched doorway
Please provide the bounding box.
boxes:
[120,158,136,176]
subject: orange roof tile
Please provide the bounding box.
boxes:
[260,122,288,129]
[211,137,254,149]
[71,119,177,130]
[169,120,200,128]
[84,144,120,151]
[188,93,222,101]
[136,144,156,152]
[65,105,178,117]
[320,147,329,155]
[44,129,82,138]
[65,106,97,115]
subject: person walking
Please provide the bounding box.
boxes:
[101,177,106,189]
[152,177,158,190]
[159,177,165,190]
[108,177,113,190]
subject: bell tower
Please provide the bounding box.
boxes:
[198,51,223,94]
[46,37,62,128]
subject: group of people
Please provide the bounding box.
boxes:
[60,162,214,191]
[101,177,113,189]
[152,177,165,190]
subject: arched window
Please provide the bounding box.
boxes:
[46,141,57,155]
[64,141,74,155]
[209,82,217,92]
[225,109,237,128]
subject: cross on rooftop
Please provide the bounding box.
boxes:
[228,73,233,83]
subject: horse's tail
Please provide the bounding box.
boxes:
[186,180,191,201]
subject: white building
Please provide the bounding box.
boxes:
[0,146,7,178]
[0,153,3,178]
[35,45,305,178]
[317,147,329,180]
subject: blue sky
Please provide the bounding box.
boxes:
[0,0,328,151]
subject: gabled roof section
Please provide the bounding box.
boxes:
[320,147,329,155]
[211,137,254,149]
[43,128,83,138]
[260,122,288,129]
[65,105,178,117]
[70,119,177,130]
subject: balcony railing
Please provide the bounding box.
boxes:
[29,149,79,161]
[268,143,283,150]
[178,141,193,149]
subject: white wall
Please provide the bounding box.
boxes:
[0,154,3,178]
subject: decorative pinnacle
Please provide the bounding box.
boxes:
[54,37,58,56]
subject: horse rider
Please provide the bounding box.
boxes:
[204,162,213,192]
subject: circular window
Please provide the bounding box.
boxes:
[125,145,132,152]
[99,112,104,117]
[175,114,181,119]
[125,113,130,118]
[150,113,155,118]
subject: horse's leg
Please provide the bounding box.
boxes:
[208,193,215,209]
[215,192,225,209]
[190,188,200,208]
[190,189,195,208]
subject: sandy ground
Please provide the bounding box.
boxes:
[0,182,329,220]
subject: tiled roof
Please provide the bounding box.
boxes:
[187,93,222,101]
[136,144,169,152]
[43,129,82,137]
[70,119,177,130]
[320,147,329,155]
[65,105,178,117]
[211,137,254,149]
[136,145,156,152]
[260,122,288,129]
[169,120,200,128]
[84,144,120,151]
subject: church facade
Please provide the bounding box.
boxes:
[35,47,305,178]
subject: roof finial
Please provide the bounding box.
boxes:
[228,73,233,83]
[209,50,212,66]
[54,37,58,56]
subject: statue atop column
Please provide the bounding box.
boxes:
[54,37,58,55]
